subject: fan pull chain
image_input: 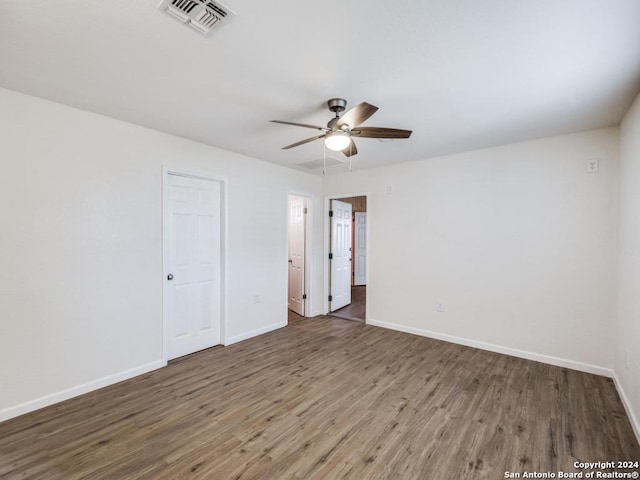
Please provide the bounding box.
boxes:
[349,142,353,172]
[323,142,327,176]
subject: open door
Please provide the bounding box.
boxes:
[288,196,306,316]
[354,212,366,286]
[330,199,352,311]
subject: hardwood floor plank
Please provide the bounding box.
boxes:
[0,316,638,479]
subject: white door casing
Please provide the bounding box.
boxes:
[330,199,352,311]
[354,212,366,286]
[166,174,221,360]
[288,196,306,316]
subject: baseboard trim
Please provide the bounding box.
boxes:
[612,373,640,445]
[308,309,324,318]
[367,318,614,378]
[0,360,165,423]
[225,321,287,346]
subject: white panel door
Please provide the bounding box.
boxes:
[330,199,352,311]
[288,196,306,316]
[354,212,367,286]
[166,174,221,360]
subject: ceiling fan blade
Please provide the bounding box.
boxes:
[282,134,326,150]
[351,126,412,139]
[270,120,328,131]
[341,139,358,157]
[337,102,379,128]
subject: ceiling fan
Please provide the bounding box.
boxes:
[270,98,412,157]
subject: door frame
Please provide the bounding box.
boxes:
[286,193,312,320]
[162,166,228,364]
[324,193,370,321]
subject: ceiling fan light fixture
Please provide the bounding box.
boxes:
[324,131,351,151]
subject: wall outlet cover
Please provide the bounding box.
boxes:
[586,158,599,173]
[624,348,629,370]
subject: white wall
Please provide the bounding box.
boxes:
[324,128,619,373]
[617,92,640,438]
[0,88,323,420]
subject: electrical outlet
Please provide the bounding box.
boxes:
[436,302,444,313]
[624,348,629,370]
[386,185,393,195]
[253,295,261,304]
[586,158,599,173]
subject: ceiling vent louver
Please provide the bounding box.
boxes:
[157,0,235,35]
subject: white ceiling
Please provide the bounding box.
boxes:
[2,0,640,173]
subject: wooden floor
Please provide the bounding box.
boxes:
[331,286,366,322]
[1,316,638,479]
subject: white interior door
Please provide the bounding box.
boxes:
[166,174,221,360]
[354,212,366,286]
[330,199,352,311]
[288,196,306,316]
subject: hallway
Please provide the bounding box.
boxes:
[331,285,366,322]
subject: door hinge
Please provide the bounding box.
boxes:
[329,210,333,217]
[303,207,308,214]
[328,295,333,302]
[329,253,333,260]
[302,294,307,300]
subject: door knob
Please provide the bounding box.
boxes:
[167,274,174,280]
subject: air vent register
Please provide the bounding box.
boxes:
[157,0,236,35]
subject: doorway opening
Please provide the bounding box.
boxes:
[328,195,367,323]
[287,195,309,322]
